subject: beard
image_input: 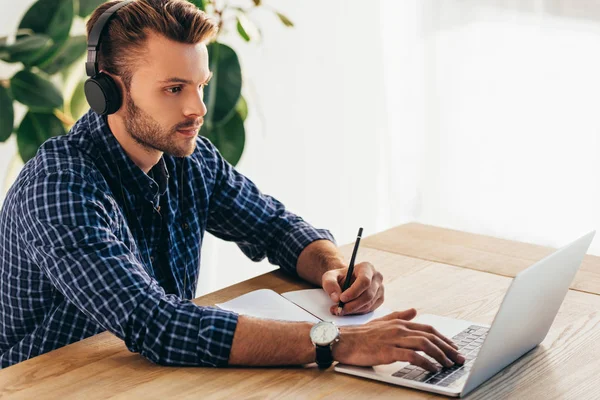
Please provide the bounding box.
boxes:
[123,93,198,157]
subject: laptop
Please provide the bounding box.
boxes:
[335,231,596,397]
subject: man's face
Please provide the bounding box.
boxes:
[123,31,212,157]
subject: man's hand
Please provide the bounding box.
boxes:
[332,309,465,372]
[295,240,385,315]
[228,309,464,371]
[322,261,384,316]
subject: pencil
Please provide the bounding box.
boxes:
[337,227,363,315]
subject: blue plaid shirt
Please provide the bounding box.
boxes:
[0,109,335,369]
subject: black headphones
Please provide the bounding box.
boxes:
[84,0,134,115]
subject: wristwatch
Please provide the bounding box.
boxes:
[309,321,340,369]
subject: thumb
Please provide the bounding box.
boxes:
[372,308,417,323]
[322,271,344,303]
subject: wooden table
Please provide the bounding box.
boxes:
[1,223,599,399]
[362,223,600,295]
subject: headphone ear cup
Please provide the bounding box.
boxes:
[84,72,122,115]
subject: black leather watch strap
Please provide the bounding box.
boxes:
[315,344,334,369]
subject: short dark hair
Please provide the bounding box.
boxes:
[86,0,217,88]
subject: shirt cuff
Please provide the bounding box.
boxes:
[276,223,337,276]
[198,306,239,367]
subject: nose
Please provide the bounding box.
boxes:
[183,87,207,119]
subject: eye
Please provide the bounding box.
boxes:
[166,86,183,94]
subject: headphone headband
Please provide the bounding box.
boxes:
[85,0,134,77]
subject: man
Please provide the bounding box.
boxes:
[0,0,464,371]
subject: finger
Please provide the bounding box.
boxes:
[339,263,374,303]
[321,270,344,303]
[406,322,459,350]
[397,336,454,368]
[394,349,439,373]
[338,283,379,315]
[350,285,384,315]
[426,333,465,365]
[371,295,384,311]
[370,309,417,323]
[338,290,384,321]
[404,326,464,365]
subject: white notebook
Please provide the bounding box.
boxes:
[216,288,390,326]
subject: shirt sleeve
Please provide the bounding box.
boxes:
[18,169,238,367]
[201,137,337,276]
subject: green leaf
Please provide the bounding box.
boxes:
[78,0,106,18]
[275,12,294,27]
[201,111,245,166]
[188,0,206,11]
[235,95,248,121]
[0,85,14,142]
[19,0,73,42]
[10,70,64,110]
[0,34,53,65]
[18,0,74,66]
[40,35,87,75]
[17,111,67,162]
[70,79,89,120]
[236,14,260,42]
[236,19,250,42]
[205,42,242,125]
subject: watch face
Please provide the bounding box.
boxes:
[310,322,339,346]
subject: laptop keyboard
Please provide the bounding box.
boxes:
[392,325,489,388]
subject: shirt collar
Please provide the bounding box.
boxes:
[85,109,169,205]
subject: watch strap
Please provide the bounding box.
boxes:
[315,344,334,369]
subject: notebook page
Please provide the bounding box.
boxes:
[216,289,320,323]
[282,288,391,326]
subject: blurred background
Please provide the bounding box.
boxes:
[1,0,599,296]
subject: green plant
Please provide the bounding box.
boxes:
[0,0,293,166]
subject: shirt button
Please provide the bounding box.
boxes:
[150,256,155,263]
[182,222,189,230]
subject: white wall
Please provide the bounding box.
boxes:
[199,0,390,294]
[381,0,600,256]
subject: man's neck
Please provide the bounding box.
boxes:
[107,114,162,174]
